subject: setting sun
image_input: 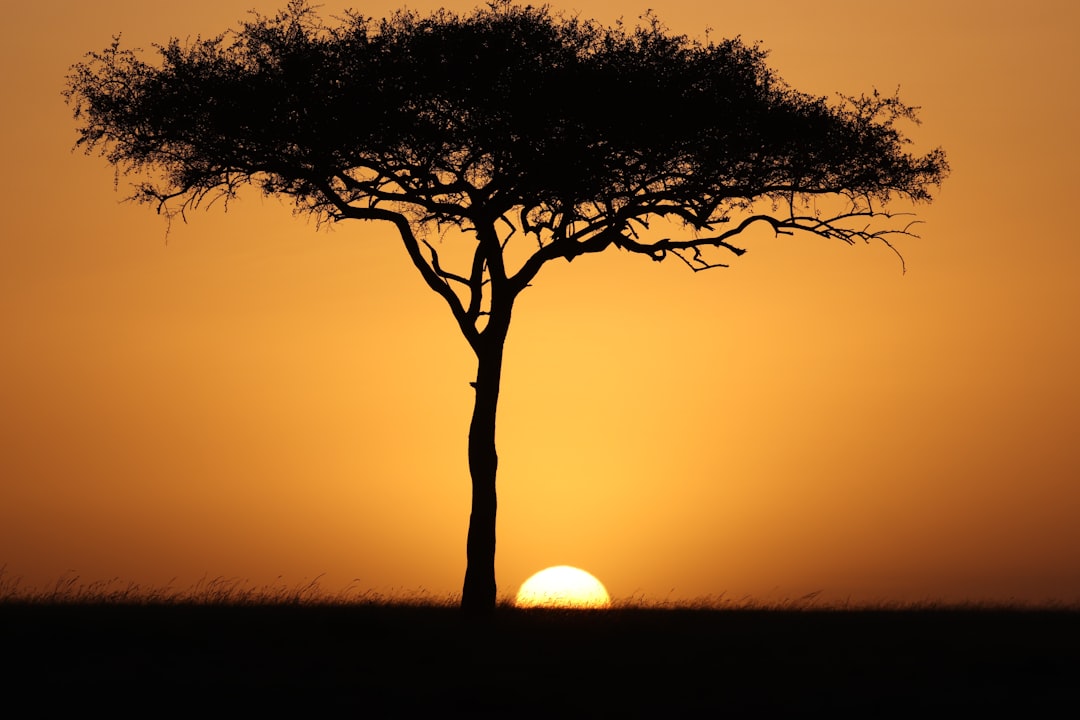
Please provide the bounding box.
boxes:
[514,566,612,609]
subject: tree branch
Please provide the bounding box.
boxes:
[314,179,482,349]
[421,239,472,288]
[510,201,922,284]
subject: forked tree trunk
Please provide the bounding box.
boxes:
[460,321,508,618]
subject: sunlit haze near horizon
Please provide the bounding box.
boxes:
[2,0,1078,605]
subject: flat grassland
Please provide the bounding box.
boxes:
[3,596,1077,715]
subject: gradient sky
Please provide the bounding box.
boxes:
[2,0,1078,605]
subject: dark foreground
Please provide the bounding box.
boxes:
[3,602,1077,715]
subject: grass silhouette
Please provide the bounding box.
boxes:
[3,571,1077,714]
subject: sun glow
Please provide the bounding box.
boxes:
[514,566,612,609]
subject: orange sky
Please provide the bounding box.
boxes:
[2,0,1078,605]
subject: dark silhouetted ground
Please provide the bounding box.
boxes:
[3,602,1077,715]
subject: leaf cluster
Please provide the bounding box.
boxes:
[64,0,947,239]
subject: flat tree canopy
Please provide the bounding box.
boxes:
[66,0,948,615]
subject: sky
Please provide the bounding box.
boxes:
[2,0,1078,606]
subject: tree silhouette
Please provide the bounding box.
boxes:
[65,0,948,617]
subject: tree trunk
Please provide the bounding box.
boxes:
[460,325,507,618]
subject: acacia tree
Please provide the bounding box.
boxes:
[66,0,947,616]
